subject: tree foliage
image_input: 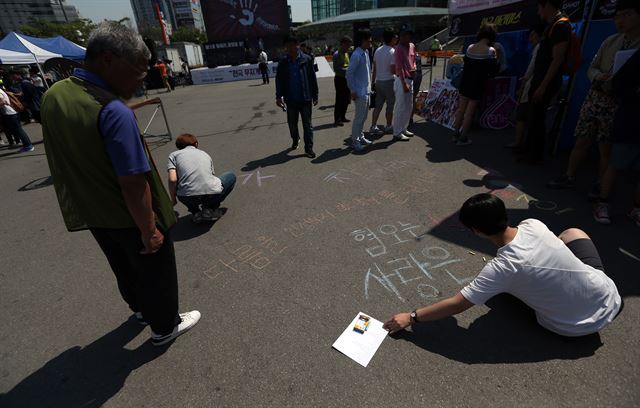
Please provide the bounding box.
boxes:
[19,18,96,46]
[170,27,207,44]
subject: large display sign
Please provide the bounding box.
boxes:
[592,0,617,20]
[450,0,586,37]
[201,0,289,42]
[448,0,522,15]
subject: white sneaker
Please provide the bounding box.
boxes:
[393,134,410,141]
[151,310,201,346]
[403,130,415,137]
[369,125,383,135]
[352,140,365,152]
[360,136,373,145]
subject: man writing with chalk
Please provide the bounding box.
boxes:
[384,194,622,337]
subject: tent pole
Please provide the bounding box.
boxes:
[34,57,50,90]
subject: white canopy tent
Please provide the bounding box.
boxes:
[0,48,40,65]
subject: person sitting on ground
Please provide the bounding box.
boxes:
[451,23,500,146]
[384,193,622,337]
[167,133,236,223]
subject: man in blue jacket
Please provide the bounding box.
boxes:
[275,36,319,158]
[346,29,373,152]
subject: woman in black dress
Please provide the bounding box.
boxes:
[452,24,500,145]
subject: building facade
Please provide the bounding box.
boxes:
[0,0,80,35]
[172,0,205,31]
[310,0,448,22]
[130,0,177,33]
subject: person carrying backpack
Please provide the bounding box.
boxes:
[520,0,574,164]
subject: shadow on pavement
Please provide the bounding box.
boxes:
[0,319,169,408]
[172,210,229,242]
[18,176,53,192]
[391,294,603,364]
[242,149,307,171]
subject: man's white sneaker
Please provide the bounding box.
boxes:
[360,136,373,145]
[403,130,415,137]
[393,134,410,141]
[369,125,383,135]
[151,310,201,346]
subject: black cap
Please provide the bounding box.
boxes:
[399,23,414,34]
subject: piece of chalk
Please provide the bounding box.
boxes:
[468,251,476,255]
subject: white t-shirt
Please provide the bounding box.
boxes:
[0,89,18,116]
[374,44,395,82]
[460,219,621,336]
[259,51,268,64]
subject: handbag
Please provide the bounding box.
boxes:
[7,92,24,112]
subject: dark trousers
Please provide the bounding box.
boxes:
[178,171,236,214]
[430,55,437,66]
[2,114,32,146]
[259,64,269,84]
[524,87,556,161]
[334,76,350,122]
[287,100,314,149]
[90,227,181,336]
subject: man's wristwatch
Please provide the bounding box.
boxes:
[410,310,418,324]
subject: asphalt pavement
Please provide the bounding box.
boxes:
[0,77,638,407]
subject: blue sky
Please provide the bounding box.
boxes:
[68,0,313,25]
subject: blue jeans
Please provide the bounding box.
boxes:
[286,100,313,149]
[2,114,32,147]
[178,171,236,214]
[351,95,369,144]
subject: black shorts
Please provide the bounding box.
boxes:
[566,238,624,319]
[566,238,604,271]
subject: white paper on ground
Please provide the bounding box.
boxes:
[613,49,637,75]
[332,312,388,367]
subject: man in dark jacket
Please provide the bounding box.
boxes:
[276,36,319,158]
[593,0,640,227]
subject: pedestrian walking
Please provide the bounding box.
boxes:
[370,29,397,136]
[391,24,417,141]
[430,37,442,66]
[154,59,172,93]
[346,29,373,152]
[275,36,319,158]
[333,36,353,127]
[40,22,200,346]
[0,86,34,152]
[258,49,270,84]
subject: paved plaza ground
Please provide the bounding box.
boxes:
[0,77,639,407]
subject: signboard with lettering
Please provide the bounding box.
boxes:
[592,0,617,20]
[191,62,278,85]
[448,0,522,15]
[449,0,539,37]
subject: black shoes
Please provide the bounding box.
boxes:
[291,138,300,150]
[305,148,316,158]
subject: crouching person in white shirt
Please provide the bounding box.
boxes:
[384,193,622,337]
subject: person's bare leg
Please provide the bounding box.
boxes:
[461,100,478,140]
[566,137,592,179]
[598,142,612,181]
[385,111,393,128]
[453,97,469,132]
[558,228,591,245]
[514,120,526,147]
[371,105,382,129]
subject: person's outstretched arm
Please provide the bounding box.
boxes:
[383,292,474,334]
